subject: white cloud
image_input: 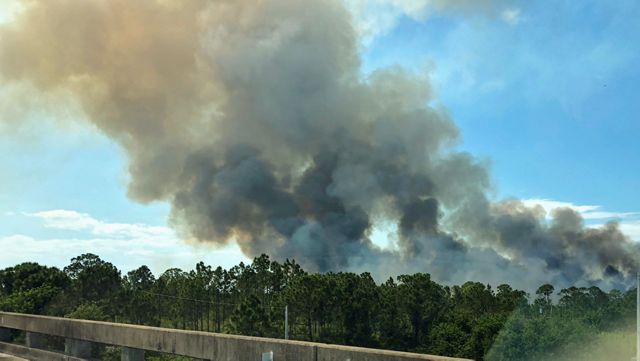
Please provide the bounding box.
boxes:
[501,8,521,25]
[29,210,99,231]
[29,209,172,239]
[0,233,248,274]
[619,221,640,242]
[343,0,412,44]
[343,0,520,44]
[3,210,249,274]
[0,0,22,25]
[523,198,640,242]
[522,198,599,214]
[522,198,637,220]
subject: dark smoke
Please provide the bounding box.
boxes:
[0,0,637,289]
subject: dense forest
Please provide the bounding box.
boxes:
[0,253,636,360]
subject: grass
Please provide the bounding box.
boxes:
[538,328,635,361]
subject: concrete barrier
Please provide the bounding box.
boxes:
[0,351,28,361]
[0,342,85,361]
[0,312,473,361]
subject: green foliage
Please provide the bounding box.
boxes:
[65,303,108,321]
[0,254,635,361]
[0,285,62,314]
[396,273,447,350]
[0,262,69,296]
[486,285,635,361]
[145,354,192,361]
[64,253,121,305]
[122,265,159,325]
[0,263,69,314]
[228,294,271,336]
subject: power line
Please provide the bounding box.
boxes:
[134,289,285,309]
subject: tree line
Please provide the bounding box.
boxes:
[0,253,635,360]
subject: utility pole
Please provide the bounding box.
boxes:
[285,305,290,340]
[630,271,640,361]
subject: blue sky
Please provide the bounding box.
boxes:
[1,0,638,275]
[361,0,640,209]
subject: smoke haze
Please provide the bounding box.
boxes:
[1,0,637,289]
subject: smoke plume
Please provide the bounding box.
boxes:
[1,0,637,289]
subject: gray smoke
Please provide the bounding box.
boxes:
[0,0,637,289]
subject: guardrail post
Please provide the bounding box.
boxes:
[25,331,45,349]
[0,327,10,342]
[65,338,92,358]
[121,346,144,361]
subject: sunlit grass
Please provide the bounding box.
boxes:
[487,315,636,361]
[539,329,634,361]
